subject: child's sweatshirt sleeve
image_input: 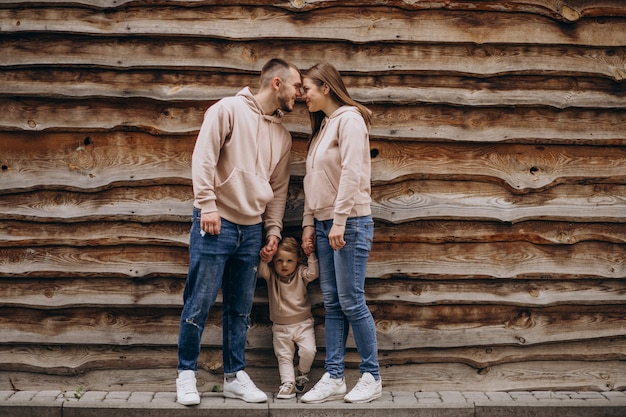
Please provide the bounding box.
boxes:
[302,253,319,283]
[257,261,271,281]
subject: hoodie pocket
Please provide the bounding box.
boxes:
[216,168,274,217]
[304,170,337,211]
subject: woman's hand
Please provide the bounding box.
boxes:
[329,224,345,250]
[301,226,316,255]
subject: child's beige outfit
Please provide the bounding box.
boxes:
[258,254,319,392]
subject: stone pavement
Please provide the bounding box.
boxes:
[2,389,626,417]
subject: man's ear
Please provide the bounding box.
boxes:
[272,76,281,91]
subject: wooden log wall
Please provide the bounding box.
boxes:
[1,0,625,394]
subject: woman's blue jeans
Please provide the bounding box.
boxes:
[178,207,261,374]
[315,215,380,379]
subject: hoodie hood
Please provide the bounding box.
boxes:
[237,87,285,123]
[328,105,361,120]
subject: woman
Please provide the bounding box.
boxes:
[299,62,381,404]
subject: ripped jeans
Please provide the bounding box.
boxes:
[177,207,262,374]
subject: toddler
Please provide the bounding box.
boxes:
[258,237,319,399]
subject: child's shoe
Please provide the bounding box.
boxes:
[276,381,296,399]
[295,371,309,393]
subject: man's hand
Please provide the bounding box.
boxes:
[260,235,279,262]
[200,211,221,235]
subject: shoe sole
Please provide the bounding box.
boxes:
[344,391,383,404]
[276,393,296,399]
[176,397,200,406]
[301,393,346,404]
[223,392,268,403]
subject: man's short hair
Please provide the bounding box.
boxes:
[259,58,299,88]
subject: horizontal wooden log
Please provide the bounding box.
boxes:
[369,241,625,279]
[2,36,625,81]
[371,220,626,245]
[1,182,625,226]
[3,132,625,193]
[0,186,194,223]
[4,240,625,279]
[2,98,625,145]
[0,97,208,135]
[3,337,626,376]
[1,360,625,392]
[3,0,625,22]
[370,180,626,223]
[379,361,626,392]
[0,131,194,193]
[2,69,624,109]
[1,304,625,349]
[3,7,626,46]
[0,246,190,278]
[2,276,626,308]
[0,220,190,248]
[2,218,625,249]
[369,141,626,192]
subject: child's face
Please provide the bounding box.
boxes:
[273,249,298,279]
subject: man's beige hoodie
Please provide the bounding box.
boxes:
[302,106,372,228]
[192,87,292,238]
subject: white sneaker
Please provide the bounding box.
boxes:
[301,372,346,403]
[344,372,382,403]
[176,370,200,405]
[223,370,268,403]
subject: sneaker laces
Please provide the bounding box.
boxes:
[351,377,375,394]
[279,382,294,392]
[179,377,198,394]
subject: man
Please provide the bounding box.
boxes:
[176,58,302,405]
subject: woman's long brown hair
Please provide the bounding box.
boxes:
[302,62,372,144]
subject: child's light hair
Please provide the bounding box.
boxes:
[278,236,300,255]
[275,236,308,266]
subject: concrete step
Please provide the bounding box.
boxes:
[2,390,626,417]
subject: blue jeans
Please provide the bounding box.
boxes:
[315,215,380,379]
[178,207,262,374]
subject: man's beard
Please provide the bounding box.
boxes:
[278,91,293,113]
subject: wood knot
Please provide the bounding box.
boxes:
[561,5,581,22]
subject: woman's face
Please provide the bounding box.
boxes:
[302,77,325,113]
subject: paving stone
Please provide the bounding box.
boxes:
[104,391,132,401]
[602,391,626,401]
[79,391,107,402]
[485,392,513,401]
[1,389,625,417]
[462,391,489,401]
[439,391,467,403]
[153,391,177,403]
[415,391,441,399]
[390,392,418,406]
[508,391,539,401]
[128,392,155,403]
[569,391,608,400]
[7,391,37,401]
[0,391,15,401]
